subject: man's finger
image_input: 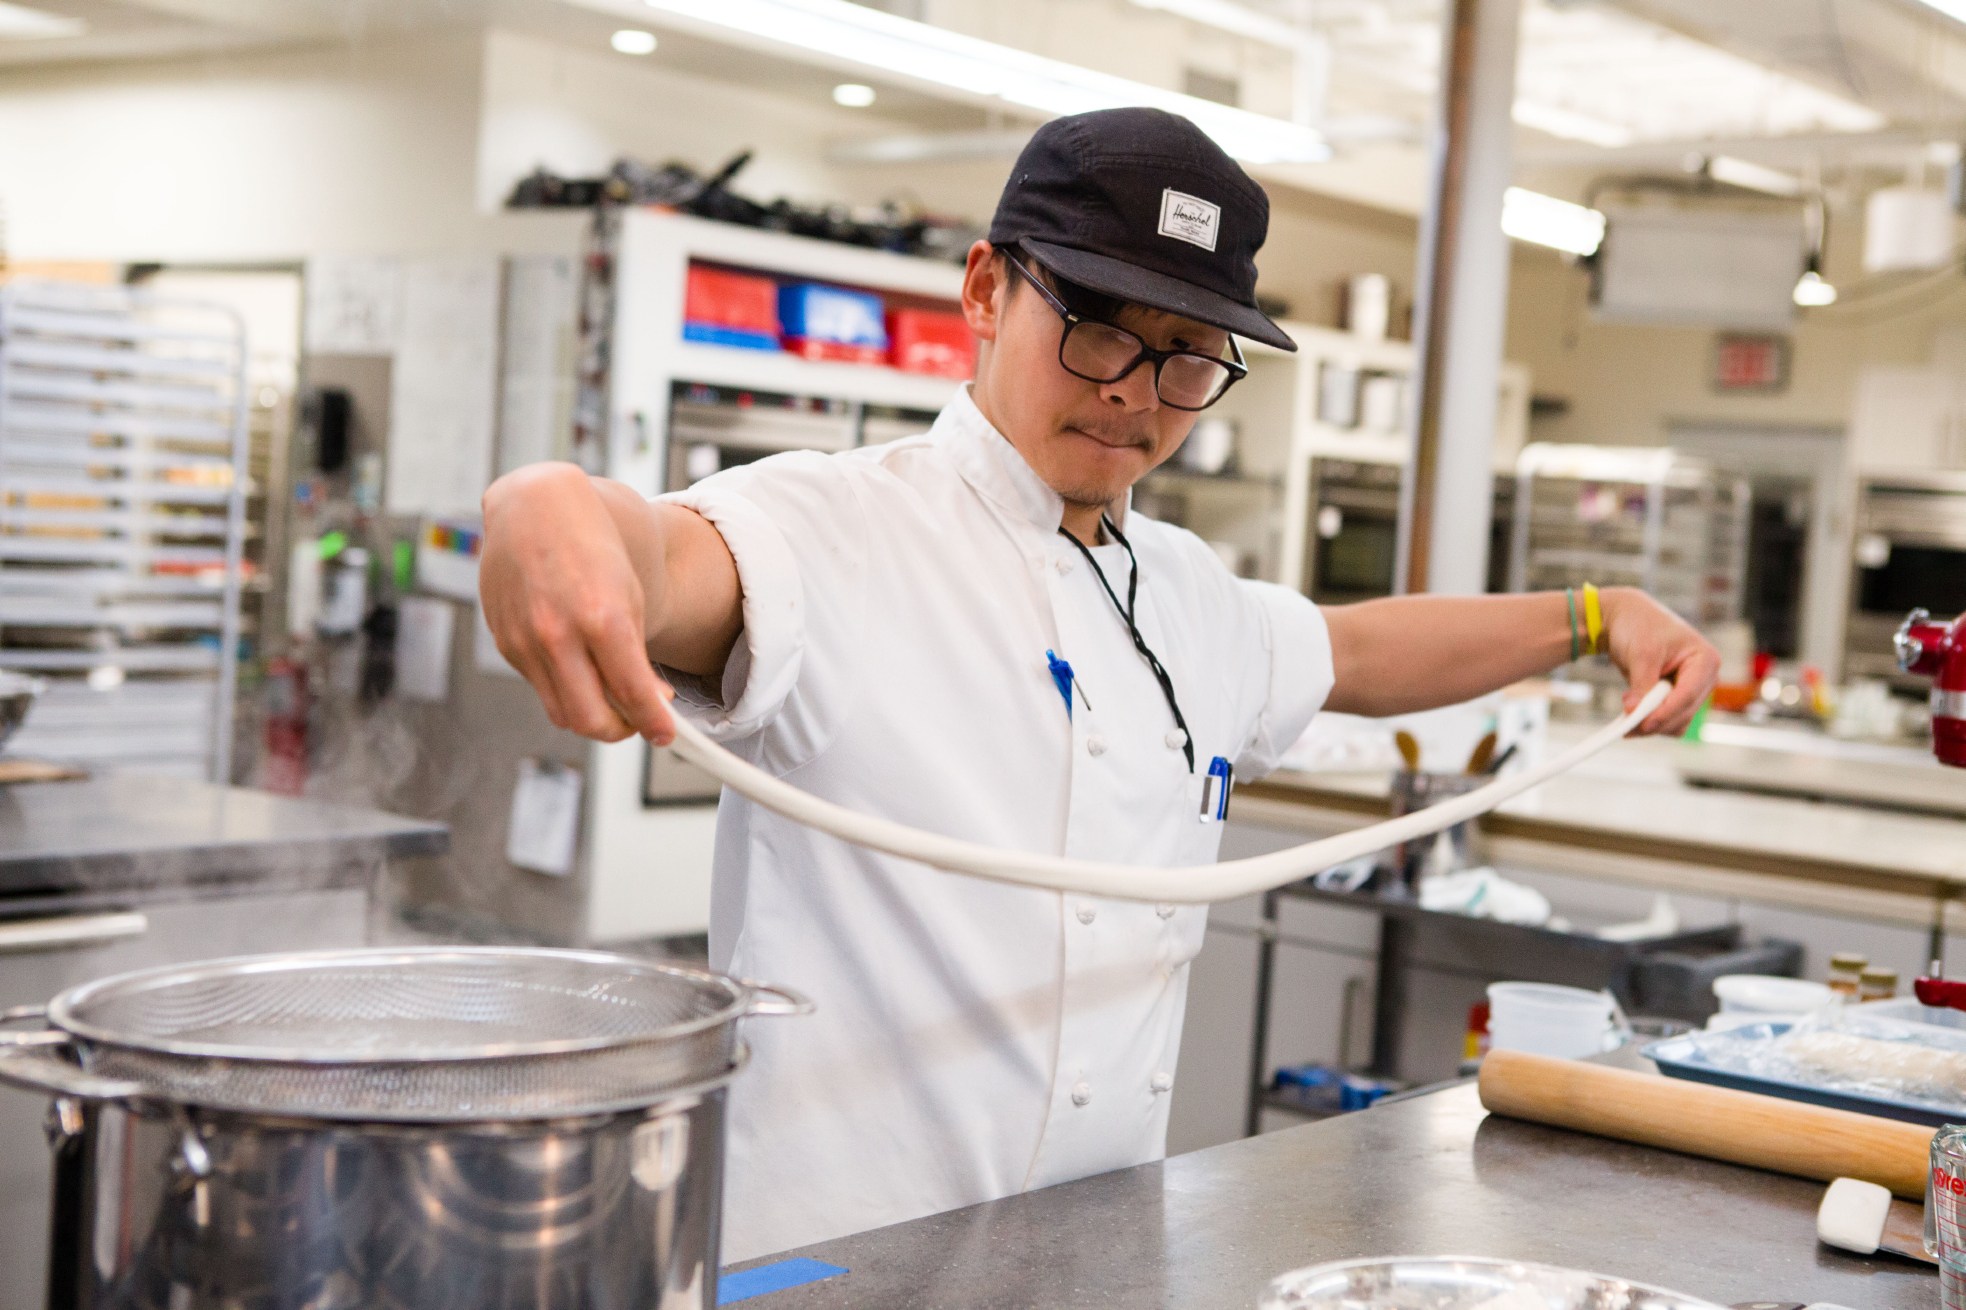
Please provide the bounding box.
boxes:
[1646,673,1695,735]
[1621,647,1664,717]
[541,638,636,741]
[1653,646,1719,735]
[500,639,570,730]
[591,622,678,745]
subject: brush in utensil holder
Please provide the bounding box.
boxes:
[1384,770,1487,895]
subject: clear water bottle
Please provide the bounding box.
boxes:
[1927,1123,1966,1307]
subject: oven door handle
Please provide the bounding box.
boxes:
[0,911,147,956]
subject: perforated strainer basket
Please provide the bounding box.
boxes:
[0,947,811,1122]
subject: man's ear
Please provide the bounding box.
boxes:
[961,240,1005,343]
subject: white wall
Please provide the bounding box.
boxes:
[0,32,541,260]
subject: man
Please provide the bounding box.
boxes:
[480,108,1718,1261]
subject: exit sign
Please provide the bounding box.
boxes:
[1713,333,1790,393]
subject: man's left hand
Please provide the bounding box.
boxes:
[1600,587,1721,736]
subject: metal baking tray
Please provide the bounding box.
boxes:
[1645,1023,1963,1127]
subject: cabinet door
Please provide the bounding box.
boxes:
[1850,366,1948,473]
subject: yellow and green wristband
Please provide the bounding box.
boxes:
[1567,582,1604,661]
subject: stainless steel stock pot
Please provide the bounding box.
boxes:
[0,946,810,1310]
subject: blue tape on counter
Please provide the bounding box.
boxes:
[717,1257,849,1304]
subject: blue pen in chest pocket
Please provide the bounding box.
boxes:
[1198,755,1233,823]
[1044,650,1090,719]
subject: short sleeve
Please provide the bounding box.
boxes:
[657,450,867,773]
[1233,580,1334,779]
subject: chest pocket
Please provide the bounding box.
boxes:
[1153,770,1225,965]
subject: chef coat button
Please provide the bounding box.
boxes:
[1156,903,1176,920]
[1071,1081,1092,1107]
[1086,735,1106,757]
[1054,556,1073,575]
[1164,729,1187,750]
[1151,1072,1173,1094]
[1076,903,1097,925]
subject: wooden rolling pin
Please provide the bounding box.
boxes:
[1478,1048,1935,1199]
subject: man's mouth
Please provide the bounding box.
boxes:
[1065,426,1150,452]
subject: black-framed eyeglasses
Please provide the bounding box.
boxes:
[1002,252,1247,412]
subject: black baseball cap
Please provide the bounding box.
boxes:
[988,107,1296,353]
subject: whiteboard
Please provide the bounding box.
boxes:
[303,255,402,355]
[386,257,501,517]
[497,254,578,475]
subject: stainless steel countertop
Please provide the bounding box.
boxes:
[0,774,447,912]
[731,1058,1934,1308]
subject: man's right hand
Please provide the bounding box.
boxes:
[480,464,737,746]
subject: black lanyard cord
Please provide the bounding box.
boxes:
[1058,515,1197,772]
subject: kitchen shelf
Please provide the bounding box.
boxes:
[0,281,248,779]
[667,341,961,414]
[0,645,221,672]
[1507,443,1749,632]
[0,598,225,629]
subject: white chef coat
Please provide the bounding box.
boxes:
[659,385,1333,1263]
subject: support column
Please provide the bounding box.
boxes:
[1395,0,1521,596]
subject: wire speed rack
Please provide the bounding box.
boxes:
[0,281,249,780]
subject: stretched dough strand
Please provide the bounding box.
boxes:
[664,682,1671,905]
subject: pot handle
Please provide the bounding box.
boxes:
[740,979,815,1019]
[0,1041,147,1102]
[0,1007,64,1050]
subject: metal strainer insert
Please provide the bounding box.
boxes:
[15,947,809,1122]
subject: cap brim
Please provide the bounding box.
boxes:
[1020,239,1297,353]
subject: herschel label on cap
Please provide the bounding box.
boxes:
[1158,189,1220,251]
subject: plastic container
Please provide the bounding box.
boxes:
[782,337,887,365]
[778,283,887,360]
[681,322,781,351]
[887,307,975,378]
[1856,996,1966,1034]
[684,265,780,349]
[1860,966,1901,1002]
[1486,982,1619,1059]
[1712,974,1834,1015]
[1827,951,1868,999]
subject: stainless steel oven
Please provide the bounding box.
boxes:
[1306,458,1515,603]
[1846,472,1966,685]
[643,387,939,804]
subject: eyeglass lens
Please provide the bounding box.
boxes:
[1059,320,1233,409]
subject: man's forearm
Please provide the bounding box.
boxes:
[589,478,742,678]
[1322,592,1576,717]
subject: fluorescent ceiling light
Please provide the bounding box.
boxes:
[618,0,1327,164]
[1707,155,1803,198]
[1127,0,1307,50]
[0,1,83,39]
[832,82,876,108]
[1511,99,1632,149]
[1510,0,1884,144]
[610,28,658,54]
[1502,187,1605,256]
[1793,270,1836,307]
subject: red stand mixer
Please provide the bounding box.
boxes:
[1894,609,1966,1008]
[1895,608,1966,769]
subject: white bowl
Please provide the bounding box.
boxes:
[1262,1256,1724,1309]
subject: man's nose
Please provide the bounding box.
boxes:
[1098,360,1160,413]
